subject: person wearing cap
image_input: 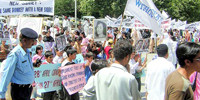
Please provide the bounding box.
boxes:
[0,28,38,100]
[165,42,200,100]
[145,44,175,100]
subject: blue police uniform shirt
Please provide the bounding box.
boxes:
[0,45,34,98]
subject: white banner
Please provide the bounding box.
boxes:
[161,18,171,29]
[185,21,200,31]
[176,20,187,30]
[17,17,43,36]
[0,0,54,16]
[124,0,164,35]
[133,19,150,29]
[9,17,19,26]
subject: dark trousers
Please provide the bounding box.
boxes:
[42,91,57,100]
[11,83,33,100]
[136,77,141,92]
[58,84,79,100]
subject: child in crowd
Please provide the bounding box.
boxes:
[41,51,56,100]
[80,32,89,55]
[87,41,105,59]
[61,47,77,66]
[74,36,82,54]
[31,45,44,100]
[59,47,79,100]
[107,49,114,65]
[133,53,147,91]
[68,38,75,48]
[82,59,109,100]
[42,51,54,64]
[37,34,44,45]
[53,48,64,63]
[32,45,45,63]
[84,52,94,83]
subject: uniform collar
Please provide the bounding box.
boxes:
[111,63,128,72]
[17,44,29,56]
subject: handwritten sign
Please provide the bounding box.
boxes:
[0,0,54,16]
[59,63,86,95]
[34,63,62,93]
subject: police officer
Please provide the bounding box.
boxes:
[0,28,38,100]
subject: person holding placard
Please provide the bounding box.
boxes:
[41,51,57,100]
[3,31,9,39]
[84,52,94,83]
[59,47,79,100]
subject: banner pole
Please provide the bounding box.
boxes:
[119,13,125,32]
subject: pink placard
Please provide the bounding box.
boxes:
[59,63,86,95]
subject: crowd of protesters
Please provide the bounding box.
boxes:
[0,16,200,100]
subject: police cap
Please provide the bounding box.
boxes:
[21,28,38,39]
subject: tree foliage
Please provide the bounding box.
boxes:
[153,0,200,23]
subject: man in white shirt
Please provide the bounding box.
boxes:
[162,32,177,66]
[54,17,60,27]
[94,39,141,100]
[145,44,175,100]
[62,16,68,29]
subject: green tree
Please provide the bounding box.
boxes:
[78,0,126,18]
[55,0,75,16]
[153,0,200,23]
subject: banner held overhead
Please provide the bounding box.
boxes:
[0,0,54,16]
[124,0,164,35]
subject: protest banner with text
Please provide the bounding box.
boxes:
[34,63,61,93]
[0,0,54,16]
[124,0,164,35]
[59,63,86,95]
